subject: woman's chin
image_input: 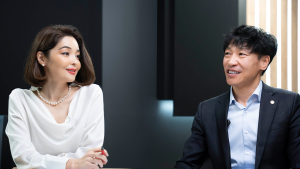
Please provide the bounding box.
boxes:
[66,77,76,83]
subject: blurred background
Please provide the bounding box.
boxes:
[0,0,298,168]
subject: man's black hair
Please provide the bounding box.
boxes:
[223,25,278,76]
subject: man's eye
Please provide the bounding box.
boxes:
[240,53,245,55]
[62,52,69,55]
[225,52,230,55]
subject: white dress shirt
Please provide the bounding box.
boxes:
[5,83,104,169]
[228,80,262,169]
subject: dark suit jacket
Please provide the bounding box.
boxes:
[175,82,300,169]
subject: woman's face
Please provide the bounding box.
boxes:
[41,36,81,83]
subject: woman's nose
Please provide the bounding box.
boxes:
[70,55,77,65]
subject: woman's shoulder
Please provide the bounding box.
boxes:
[80,83,103,93]
[77,84,103,102]
[10,88,30,98]
[9,88,33,106]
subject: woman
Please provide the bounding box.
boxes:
[5,25,108,169]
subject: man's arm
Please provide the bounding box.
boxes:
[175,102,207,168]
[287,93,300,168]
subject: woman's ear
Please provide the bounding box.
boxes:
[260,55,270,71]
[37,51,46,67]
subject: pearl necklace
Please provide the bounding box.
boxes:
[37,85,71,106]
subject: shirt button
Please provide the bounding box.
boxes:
[245,131,248,134]
[247,152,249,155]
[245,111,248,114]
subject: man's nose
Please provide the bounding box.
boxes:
[228,54,238,66]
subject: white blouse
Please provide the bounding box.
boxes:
[5,84,104,169]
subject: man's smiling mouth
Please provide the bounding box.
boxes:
[228,70,240,74]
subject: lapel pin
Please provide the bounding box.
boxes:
[270,100,275,104]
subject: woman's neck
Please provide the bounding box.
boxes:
[40,80,70,102]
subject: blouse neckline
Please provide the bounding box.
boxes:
[29,82,80,91]
[28,83,82,124]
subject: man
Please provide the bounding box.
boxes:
[175,25,300,169]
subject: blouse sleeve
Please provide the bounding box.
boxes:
[6,89,69,169]
[57,85,105,159]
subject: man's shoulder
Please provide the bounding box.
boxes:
[199,91,229,108]
[267,85,299,98]
[262,84,299,109]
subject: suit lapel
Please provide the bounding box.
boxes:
[255,82,278,169]
[215,91,231,169]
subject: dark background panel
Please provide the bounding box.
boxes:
[0,0,102,115]
[102,0,208,168]
[174,0,238,116]
[157,0,174,100]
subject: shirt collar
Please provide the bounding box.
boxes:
[229,80,263,105]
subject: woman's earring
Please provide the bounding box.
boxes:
[42,64,45,66]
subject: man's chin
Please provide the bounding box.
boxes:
[226,79,240,87]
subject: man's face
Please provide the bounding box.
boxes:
[223,44,268,88]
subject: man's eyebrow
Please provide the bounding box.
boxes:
[225,46,232,50]
[226,45,251,51]
[238,46,251,51]
[239,46,250,49]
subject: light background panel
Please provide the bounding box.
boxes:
[246,0,298,93]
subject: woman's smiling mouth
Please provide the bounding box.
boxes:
[66,68,76,74]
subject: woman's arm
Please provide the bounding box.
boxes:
[56,85,105,159]
[6,89,69,169]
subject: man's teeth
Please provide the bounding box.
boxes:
[229,71,240,74]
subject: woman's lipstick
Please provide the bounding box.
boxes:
[66,68,76,74]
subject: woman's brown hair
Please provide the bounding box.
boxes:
[24,25,95,87]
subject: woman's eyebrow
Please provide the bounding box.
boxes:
[59,46,72,50]
[59,46,80,52]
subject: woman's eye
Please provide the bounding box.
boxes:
[225,52,230,56]
[76,55,81,59]
[62,52,69,55]
[240,53,245,56]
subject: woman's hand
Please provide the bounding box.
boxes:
[66,147,108,169]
